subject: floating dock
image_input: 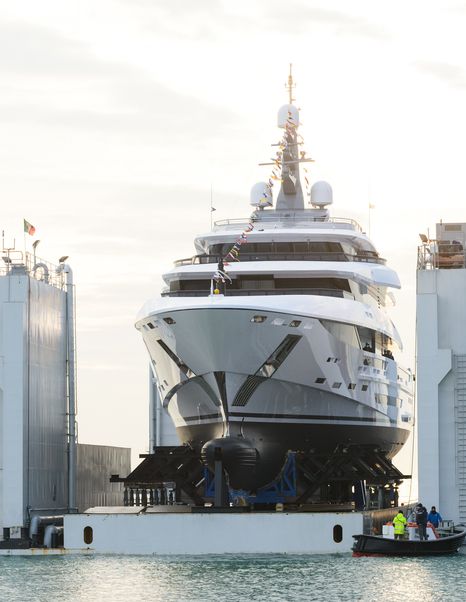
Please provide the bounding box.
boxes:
[63,507,363,555]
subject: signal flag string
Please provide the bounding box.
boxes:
[213,111,307,289]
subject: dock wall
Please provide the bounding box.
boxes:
[417,266,466,523]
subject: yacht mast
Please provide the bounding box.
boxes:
[276,64,305,211]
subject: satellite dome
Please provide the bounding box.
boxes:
[310,181,333,207]
[250,182,273,207]
[277,104,299,129]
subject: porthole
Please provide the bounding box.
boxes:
[251,315,267,323]
[83,526,93,545]
[333,524,343,543]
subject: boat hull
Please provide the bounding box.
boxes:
[352,530,466,556]
[178,420,410,488]
[137,300,413,488]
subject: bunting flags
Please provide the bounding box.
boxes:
[213,109,307,289]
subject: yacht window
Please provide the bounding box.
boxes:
[293,242,308,252]
[332,382,342,389]
[241,276,274,289]
[315,377,326,384]
[308,242,343,253]
[235,243,256,254]
[348,383,356,390]
[289,320,302,328]
[256,335,302,377]
[275,242,293,253]
[274,278,350,291]
[361,384,368,391]
[147,322,155,329]
[251,315,267,323]
[170,279,211,292]
[258,243,273,253]
[358,327,375,352]
[208,244,223,255]
[321,320,360,348]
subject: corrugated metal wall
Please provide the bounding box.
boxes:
[76,443,131,511]
[1,271,69,529]
[27,277,68,513]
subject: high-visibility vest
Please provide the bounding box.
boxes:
[393,513,407,534]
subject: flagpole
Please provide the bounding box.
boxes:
[210,183,213,230]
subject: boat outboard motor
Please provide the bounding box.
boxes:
[201,436,259,491]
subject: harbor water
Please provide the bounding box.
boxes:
[1,554,466,601]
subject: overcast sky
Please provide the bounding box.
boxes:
[2,0,466,468]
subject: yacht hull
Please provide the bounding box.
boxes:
[137,299,413,488]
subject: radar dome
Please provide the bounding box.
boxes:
[310,181,333,207]
[250,182,273,207]
[277,104,299,129]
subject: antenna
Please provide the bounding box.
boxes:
[286,63,296,104]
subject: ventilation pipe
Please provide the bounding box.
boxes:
[149,366,162,450]
[57,262,77,513]
[32,262,49,283]
[29,515,64,546]
[43,525,64,548]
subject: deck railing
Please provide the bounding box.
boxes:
[174,252,386,267]
[214,215,363,231]
[162,288,353,299]
[417,244,466,270]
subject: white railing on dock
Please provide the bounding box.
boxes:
[0,252,65,289]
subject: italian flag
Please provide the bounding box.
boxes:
[23,219,36,236]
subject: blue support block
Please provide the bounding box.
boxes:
[204,452,297,505]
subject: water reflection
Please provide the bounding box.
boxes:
[0,554,465,602]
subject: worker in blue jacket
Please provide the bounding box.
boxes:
[427,506,443,528]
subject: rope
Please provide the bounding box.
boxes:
[213,111,305,288]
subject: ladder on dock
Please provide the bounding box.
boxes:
[455,355,466,521]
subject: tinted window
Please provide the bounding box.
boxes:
[293,242,308,252]
[275,242,293,252]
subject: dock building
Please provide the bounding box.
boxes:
[0,248,129,545]
[417,222,466,523]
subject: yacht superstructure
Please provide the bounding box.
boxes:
[136,73,413,490]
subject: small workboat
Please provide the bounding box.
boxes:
[352,528,466,556]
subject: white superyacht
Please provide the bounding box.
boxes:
[136,76,414,490]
